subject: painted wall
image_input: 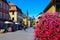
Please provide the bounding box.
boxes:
[28,21,30,27]
[47,5,55,12]
[9,11,17,22]
[23,18,28,26]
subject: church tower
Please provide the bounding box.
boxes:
[26,10,28,18]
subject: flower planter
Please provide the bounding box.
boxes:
[34,12,60,40]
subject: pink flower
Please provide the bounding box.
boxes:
[34,12,60,40]
[35,23,40,29]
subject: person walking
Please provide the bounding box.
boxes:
[23,24,27,31]
[22,21,28,31]
[23,25,26,31]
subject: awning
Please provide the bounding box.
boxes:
[15,23,20,24]
[5,21,13,24]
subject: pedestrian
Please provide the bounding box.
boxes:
[19,21,23,30]
[24,26,26,31]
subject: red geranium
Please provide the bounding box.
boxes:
[34,12,60,40]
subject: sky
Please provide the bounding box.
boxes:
[8,0,50,18]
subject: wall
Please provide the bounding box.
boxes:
[47,5,55,12]
[0,0,9,21]
[23,18,28,26]
[9,11,17,22]
[17,12,23,23]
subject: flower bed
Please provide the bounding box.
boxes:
[34,12,60,40]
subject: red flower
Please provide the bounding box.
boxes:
[34,12,60,40]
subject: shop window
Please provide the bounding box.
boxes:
[0,12,2,18]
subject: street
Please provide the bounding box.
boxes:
[0,27,34,40]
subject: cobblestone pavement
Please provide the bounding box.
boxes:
[0,27,34,40]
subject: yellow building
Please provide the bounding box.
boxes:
[9,3,23,23]
[23,10,28,26]
[44,0,60,12]
[23,18,28,26]
[44,0,55,12]
[37,0,55,20]
[37,0,60,20]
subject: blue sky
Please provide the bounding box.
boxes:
[8,0,50,18]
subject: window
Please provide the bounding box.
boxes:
[4,4,5,9]
[12,11,14,15]
[56,4,60,12]
[0,21,4,26]
[0,12,2,18]
[6,5,9,10]
[4,4,9,10]
[12,18,14,20]
[3,13,5,19]
[0,2,2,8]
[5,14,9,19]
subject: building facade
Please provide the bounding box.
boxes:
[44,0,60,12]
[9,3,23,23]
[0,0,10,27]
[23,10,28,26]
[44,0,55,12]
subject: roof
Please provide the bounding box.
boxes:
[16,6,23,14]
[9,3,17,11]
[9,3,15,6]
[44,0,54,12]
[9,3,23,14]
[36,12,42,17]
[1,0,9,5]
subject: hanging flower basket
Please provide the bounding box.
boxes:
[34,12,60,40]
